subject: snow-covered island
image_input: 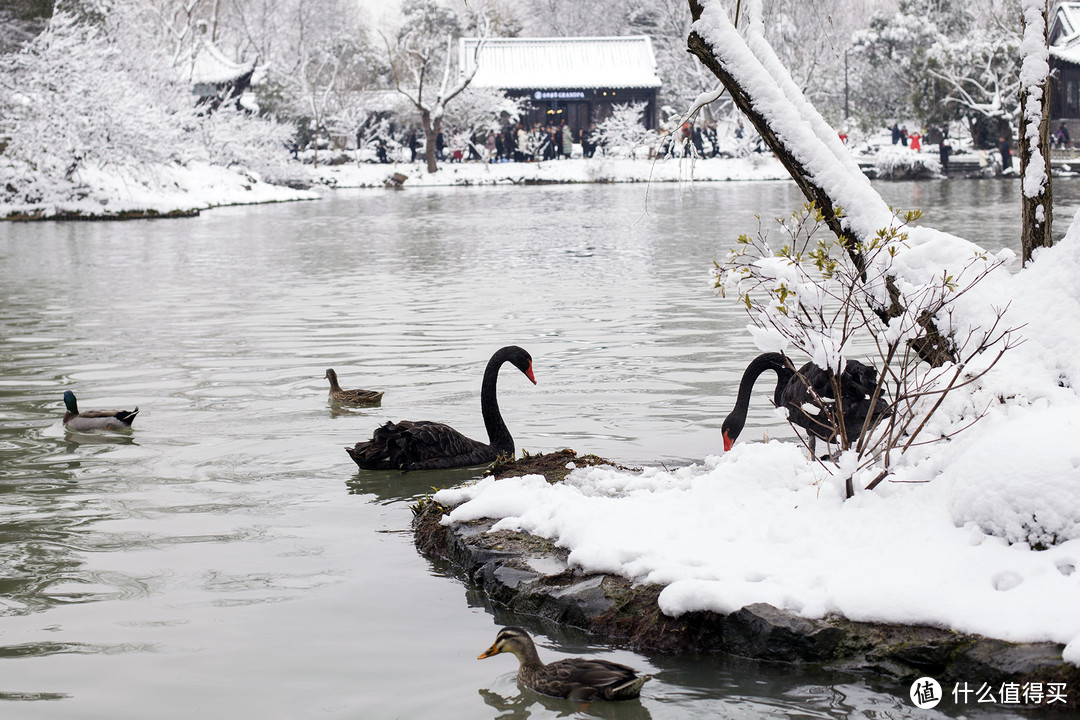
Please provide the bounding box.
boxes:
[414,219,1080,706]
[418,206,1080,690]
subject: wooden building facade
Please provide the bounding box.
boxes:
[459,36,662,132]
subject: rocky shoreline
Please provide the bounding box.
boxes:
[413,450,1080,711]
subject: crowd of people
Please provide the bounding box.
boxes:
[393,120,603,165]
[342,114,1080,173]
[888,119,1075,177]
[387,117,746,164]
[355,113,763,165]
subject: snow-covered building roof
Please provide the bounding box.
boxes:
[183,38,258,87]
[1049,2,1080,66]
[460,36,662,91]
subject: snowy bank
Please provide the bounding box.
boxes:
[0,159,317,220]
[431,220,1080,666]
[305,154,789,189]
[0,154,791,220]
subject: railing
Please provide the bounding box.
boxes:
[1049,147,1080,161]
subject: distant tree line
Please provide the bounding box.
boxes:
[0,0,1030,190]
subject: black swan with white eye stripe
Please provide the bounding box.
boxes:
[345,346,535,471]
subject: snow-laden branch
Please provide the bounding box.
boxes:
[1017,0,1054,262]
[927,65,1016,120]
[380,10,488,173]
[432,30,486,124]
[690,0,894,247]
[688,0,1015,370]
[1019,0,1050,200]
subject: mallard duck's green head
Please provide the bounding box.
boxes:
[63,391,78,414]
[478,626,533,660]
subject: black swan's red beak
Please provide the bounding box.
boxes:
[723,431,734,452]
[525,362,537,384]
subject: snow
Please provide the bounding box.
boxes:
[425,0,1080,665]
[185,37,256,86]
[461,36,662,91]
[0,150,797,219]
[0,153,797,218]
[1020,0,1051,200]
[0,159,317,219]
[302,154,790,189]
[435,226,1080,646]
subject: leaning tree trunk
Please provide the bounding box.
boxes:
[1019,0,1054,265]
[686,4,858,275]
[686,0,954,366]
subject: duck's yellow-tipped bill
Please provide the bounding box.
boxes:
[478,644,501,660]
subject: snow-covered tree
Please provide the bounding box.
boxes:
[686,0,1052,496]
[846,10,942,127]
[925,34,1019,138]
[756,0,878,122]
[1018,0,1052,263]
[592,102,656,158]
[515,0,629,38]
[384,0,487,173]
[846,0,1023,137]
[443,86,528,158]
[459,0,523,37]
[0,4,296,212]
[214,0,384,164]
[0,10,192,202]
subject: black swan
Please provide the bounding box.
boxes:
[62,391,139,431]
[478,626,651,701]
[721,352,888,452]
[345,345,536,471]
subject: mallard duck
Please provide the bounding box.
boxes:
[62,390,139,431]
[478,626,650,702]
[346,346,535,471]
[325,369,383,406]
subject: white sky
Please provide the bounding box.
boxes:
[356,0,403,25]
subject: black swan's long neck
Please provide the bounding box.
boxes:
[726,353,794,436]
[481,350,514,455]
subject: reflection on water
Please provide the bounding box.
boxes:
[345,465,485,505]
[0,178,1050,718]
[479,687,654,719]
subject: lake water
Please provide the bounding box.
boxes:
[1,177,1067,719]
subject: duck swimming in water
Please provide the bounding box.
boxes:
[324,368,383,406]
[478,626,650,701]
[62,390,139,431]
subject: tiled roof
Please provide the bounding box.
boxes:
[460,36,662,90]
[185,38,257,85]
[1050,2,1080,65]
